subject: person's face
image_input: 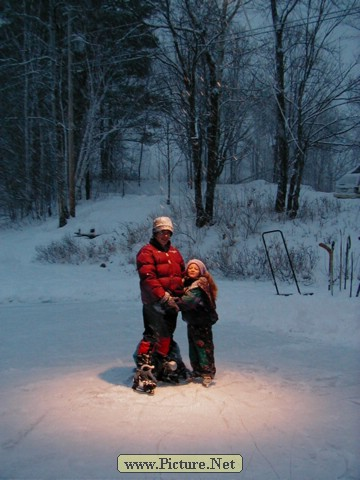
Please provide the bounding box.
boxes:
[187,263,200,279]
[155,230,172,247]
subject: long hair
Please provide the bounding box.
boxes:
[204,271,218,301]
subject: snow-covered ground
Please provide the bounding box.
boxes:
[0,184,359,480]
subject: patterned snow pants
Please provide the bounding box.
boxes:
[187,324,216,378]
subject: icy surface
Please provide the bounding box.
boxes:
[0,186,359,479]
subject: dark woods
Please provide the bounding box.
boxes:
[0,1,358,226]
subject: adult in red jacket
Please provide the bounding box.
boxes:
[135,216,185,380]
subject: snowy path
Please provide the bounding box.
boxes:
[0,299,359,480]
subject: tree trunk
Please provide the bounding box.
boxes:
[68,10,76,218]
[274,134,288,213]
[53,2,68,227]
[85,170,91,200]
[22,3,32,216]
[166,125,171,205]
[287,147,305,219]
[204,51,220,225]
[193,134,206,227]
[270,0,295,213]
[187,77,206,227]
[138,135,145,187]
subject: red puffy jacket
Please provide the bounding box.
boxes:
[136,238,185,304]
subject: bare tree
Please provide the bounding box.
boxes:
[267,0,359,217]
[270,0,299,213]
[153,0,249,226]
[285,0,360,217]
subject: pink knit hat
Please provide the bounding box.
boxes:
[186,259,207,275]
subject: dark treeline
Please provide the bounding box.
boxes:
[0,0,359,226]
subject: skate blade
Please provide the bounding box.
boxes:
[159,375,179,384]
[132,386,156,395]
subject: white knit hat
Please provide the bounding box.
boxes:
[152,216,174,234]
[186,259,207,275]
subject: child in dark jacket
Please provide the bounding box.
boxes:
[176,259,218,387]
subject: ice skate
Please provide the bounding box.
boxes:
[160,358,179,383]
[132,354,157,395]
[202,375,212,388]
[185,370,201,382]
[173,360,192,382]
[154,353,178,383]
